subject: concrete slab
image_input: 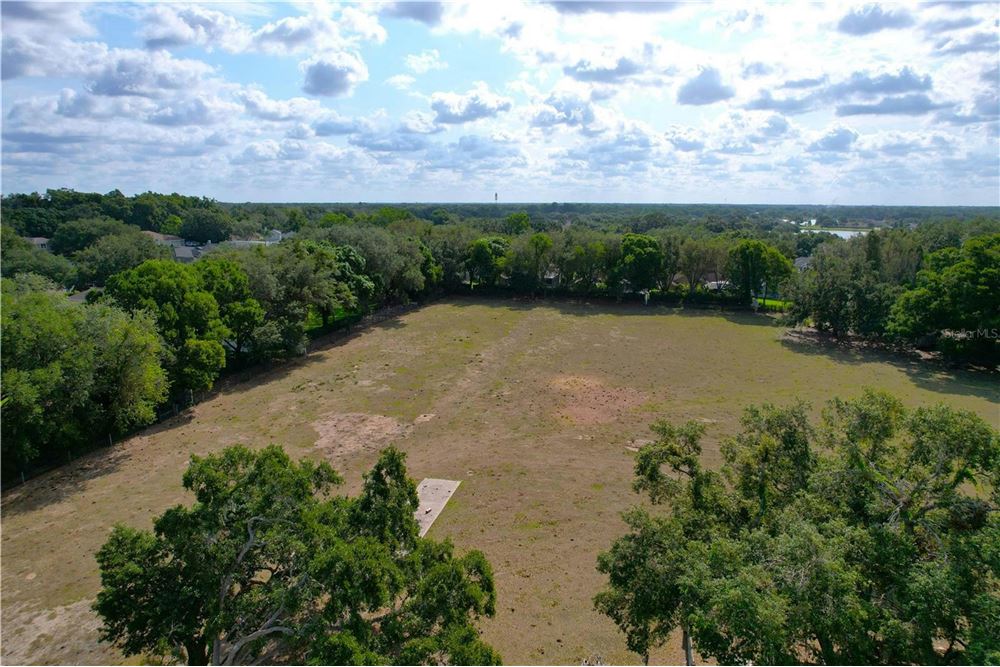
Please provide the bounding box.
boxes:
[415,478,461,537]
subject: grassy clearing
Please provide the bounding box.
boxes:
[2,297,997,665]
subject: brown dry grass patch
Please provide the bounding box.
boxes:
[2,298,996,665]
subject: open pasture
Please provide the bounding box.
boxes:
[2,298,997,665]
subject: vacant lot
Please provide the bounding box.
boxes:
[3,298,997,665]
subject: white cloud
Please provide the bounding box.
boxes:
[386,74,417,90]
[405,49,447,74]
[237,88,324,122]
[300,52,368,97]
[2,0,998,204]
[676,67,735,105]
[430,83,513,124]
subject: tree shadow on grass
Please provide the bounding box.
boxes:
[1,413,196,516]
[446,295,998,407]
[446,293,779,324]
[779,329,999,404]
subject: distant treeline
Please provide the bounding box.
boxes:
[1,188,998,479]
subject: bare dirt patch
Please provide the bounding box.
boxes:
[2,600,103,665]
[550,375,647,425]
[312,412,409,461]
[3,299,997,666]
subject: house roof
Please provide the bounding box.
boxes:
[173,246,199,259]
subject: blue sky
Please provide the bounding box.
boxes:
[2,1,998,204]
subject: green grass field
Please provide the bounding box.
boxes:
[2,297,997,665]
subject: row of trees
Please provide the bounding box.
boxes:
[4,201,997,476]
[786,229,999,362]
[2,189,232,239]
[597,389,999,665]
[1,275,167,475]
[0,239,384,477]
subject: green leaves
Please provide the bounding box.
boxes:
[94,445,500,666]
[106,259,227,394]
[1,280,166,475]
[598,392,1000,665]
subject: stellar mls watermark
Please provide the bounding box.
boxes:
[950,328,1000,340]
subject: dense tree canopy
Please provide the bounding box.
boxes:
[726,239,793,306]
[0,226,77,287]
[105,260,227,394]
[597,390,999,665]
[75,229,170,287]
[889,233,1000,362]
[95,445,499,666]
[1,276,167,475]
[49,217,135,255]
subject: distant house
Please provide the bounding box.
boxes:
[172,246,201,263]
[223,230,294,250]
[543,269,560,287]
[794,256,813,271]
[27,237,50,251]
[142,230,184,247]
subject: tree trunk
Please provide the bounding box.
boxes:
[185,639,208,666]
[682,625,695,666]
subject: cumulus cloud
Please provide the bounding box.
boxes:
[664,127,704,152]
[54,89,153,120]
[837,5,915,35]
[300,52,368,96]
[748,67,936,115]
[386,74,416,90]
[564,125,658,172]
[564,56,643,83]
[380,1,445,25]
[836,94,950,116]
[430,83,513,124]
[546,2,681,14]
[86,50,215,98]
[781,75,827,89]
[148,97,234,126]
[238,89,322,121]
[676,67,735,105]
[405,49,447,74]
[828,67,932,97]
[933,31,998,55]
[232,139,309,164]
[349,131,429,153]
[807,126,858,152]
[314,112,368,136]
[138,4,384,56]
[923,16,980,33]
[423,134,523,171]
[399,111,443,135]
[742,62,773,77]
[529,91,596,129]
[141,4,250,50]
